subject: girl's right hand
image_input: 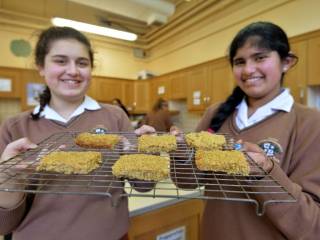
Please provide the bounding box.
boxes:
[0,138,37,208]
[1,138,37,162]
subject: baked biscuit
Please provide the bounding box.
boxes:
[185,131,226,150]
[138,135,177,153]
[195,150,249,176]
[75,132,120,149]
[36,151,102,174]
[112,154,169,181]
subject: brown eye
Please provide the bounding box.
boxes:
[54,59,67,65]
[233,59,245,66]
[77,59,90,68]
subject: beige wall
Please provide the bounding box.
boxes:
[0,25,145,79]
[146,0,320,74]
[1,0,320,78]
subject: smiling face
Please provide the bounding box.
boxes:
[232,40,290,106]
[38,38,92,104]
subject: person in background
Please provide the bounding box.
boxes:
[188,21,320,239]
[112,98,130,117]
[140,98,173,132]
[0,26,153,240]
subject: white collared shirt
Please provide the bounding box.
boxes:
[32,95,101,123]
[235,88,294,130]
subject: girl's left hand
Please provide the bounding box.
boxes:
[240,140,274,173]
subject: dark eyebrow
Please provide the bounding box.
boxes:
[252,50,270,57]
[77,57,90,62]
[51,55,67,58]
[51,55,90,62]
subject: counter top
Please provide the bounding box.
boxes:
[127,180,202,217]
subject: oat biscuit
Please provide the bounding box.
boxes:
[138,134,177,153]
[185,131,226,150]
[195,150,249,175]
[112,154,169,181]
[75,132,120,149]
[37,151,102,174]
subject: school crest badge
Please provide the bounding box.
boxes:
[257,138,283,161]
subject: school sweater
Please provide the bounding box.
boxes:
[0,104,133,240]
[143,109,172,132]
[196,103,320,240]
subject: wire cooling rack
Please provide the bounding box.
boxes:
[0,131,296,215]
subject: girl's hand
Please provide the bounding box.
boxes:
[239,140,274,173]
[134,125,156,135]
[170,126,182,136]
[1,138,37,162]
[170,126,184,142]
[0,138,37,208]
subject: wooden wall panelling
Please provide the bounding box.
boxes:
[307,36,320,86]
[284,40,308,104]
[129,199,204,240]
[0,67,22,99]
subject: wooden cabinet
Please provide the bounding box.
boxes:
[206,59,234,106]
[170,71,187,100]
[307,36,320,86]
[20,69,45,110]
[93,77,124,103]
[150,76,171,106]
[122,81,134,110]
[187,59,234,111]
[284,40,308,104]
[129,199,204,240]
[133,80,150,113]
[0,67,21,99]
[187,64,208,111]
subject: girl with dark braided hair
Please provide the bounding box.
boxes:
[182,22,320,239]
[0,26,153,240]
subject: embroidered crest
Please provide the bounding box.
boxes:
[91,125,108,134]
[257,138,283,159]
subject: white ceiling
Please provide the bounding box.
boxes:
[68,0,176,25]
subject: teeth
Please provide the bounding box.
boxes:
[62,80,80,83]
[245,77,261,82]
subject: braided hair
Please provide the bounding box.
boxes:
[209,21,297,131]
[30,26,94,120]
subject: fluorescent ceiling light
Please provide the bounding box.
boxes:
[51,17,137,41]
